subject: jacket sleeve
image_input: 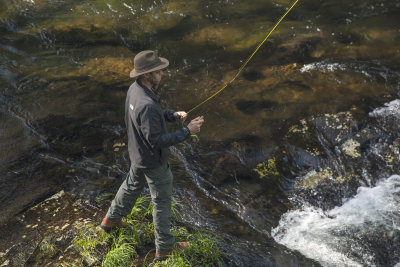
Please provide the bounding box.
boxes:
[141,106,190,149]
[163,109,176,122]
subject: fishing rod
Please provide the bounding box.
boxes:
[186,0,299,115]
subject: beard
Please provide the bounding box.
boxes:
[149,74,161,93]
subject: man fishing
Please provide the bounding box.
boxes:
[100,50,204,261]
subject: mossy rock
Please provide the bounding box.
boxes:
[294,168,334,190]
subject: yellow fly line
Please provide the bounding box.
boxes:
[186,0,299,115]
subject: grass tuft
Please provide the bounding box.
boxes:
[73,195,224,266]
[102,242,136,267]
[154,232,223,267]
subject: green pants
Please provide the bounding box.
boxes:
[106,162,174,254]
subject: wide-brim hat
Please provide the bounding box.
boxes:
[129,50,169,78]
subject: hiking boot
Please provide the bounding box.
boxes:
[153,242,191,262]
[100,217,127,232]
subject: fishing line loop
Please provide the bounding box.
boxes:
[186,0,299,115]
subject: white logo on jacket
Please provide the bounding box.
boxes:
[130,104,133,110]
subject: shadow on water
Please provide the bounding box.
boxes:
[0,0,399,265]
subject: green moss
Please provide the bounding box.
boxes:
[73,195,224,266]
[253,158,279,178]
[153,232,223,267]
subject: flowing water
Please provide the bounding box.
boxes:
[1,0,399,266]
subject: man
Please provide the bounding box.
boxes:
[100,50,204,260]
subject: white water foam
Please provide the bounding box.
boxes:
[272,175,400,266]
[369,99,400,119]
[300,62,347,73]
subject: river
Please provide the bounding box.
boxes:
[1,0,399,266]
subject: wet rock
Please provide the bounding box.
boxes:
[294,168,334,190]
[209,141,266,185]
[210,153,245,185]
[311,112,357,147]
[341,138,361,158]
[0,163,62,226]
[0,190,105,266]
[35,115,106,156]
[282,98,400,212]
[0,112,39,175]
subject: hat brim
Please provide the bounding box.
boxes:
[129,57,169,78]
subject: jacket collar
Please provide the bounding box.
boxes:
[136,80,160,103]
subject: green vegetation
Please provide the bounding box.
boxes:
[153,232,223,267]
[39,237,57,257]
[73,196,224,266]
[96,192,116,203]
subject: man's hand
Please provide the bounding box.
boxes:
[174,111,187,122]
[187,116,204,134]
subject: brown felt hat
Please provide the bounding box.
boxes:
[129,50,169,78]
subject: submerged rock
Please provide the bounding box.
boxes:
[26,15,119,45]
[209,141,265,185]
[57,55,133,85]
[137,0,201,32]
[185,17,275,51]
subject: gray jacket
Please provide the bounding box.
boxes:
[125,81,190,168]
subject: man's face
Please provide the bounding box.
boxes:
[149,69,164,89]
